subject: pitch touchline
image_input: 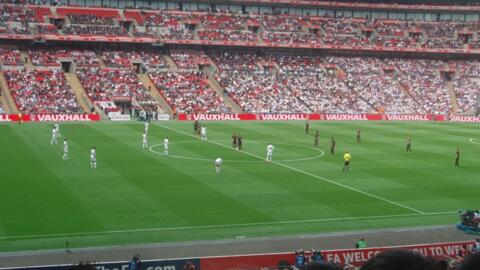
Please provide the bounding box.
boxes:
[157,124,426,215]
[0,211,455,240]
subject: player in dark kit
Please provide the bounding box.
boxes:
[455,147,460,168]
[193,121,199,135]
[305,121,310,134]
[330,137,336,155]
[237,134,243,150]
[314,131,319,147]
[405,136,412,152]
[356,129,362,143]
[232,133,238,149]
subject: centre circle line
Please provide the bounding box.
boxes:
[148,140,325,163]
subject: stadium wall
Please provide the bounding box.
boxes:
[0,241,473,270]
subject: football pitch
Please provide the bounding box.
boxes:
[0,120,479,252]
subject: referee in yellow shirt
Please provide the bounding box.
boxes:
[343,151,352,172]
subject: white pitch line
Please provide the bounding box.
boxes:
[469,138,480,145]
[158,124,426,215]
[0,211,455,240]
[148,142,325,163]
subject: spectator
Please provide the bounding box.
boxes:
[457,252,480,270]
[360,249,436,270]
[306,261,342,270]
[295,249,307,269]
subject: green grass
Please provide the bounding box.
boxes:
[0,120,478,252]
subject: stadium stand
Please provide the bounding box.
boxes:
[0,49,23,66]
[387,58,452,114]
[211,51,311,113]
[4,69,83,114]
[29,49,67,67]
[75,67,156,114]
[329,56,420,114]
[170,50,210,69]
[148,70,229,114]
[452,61,480,114]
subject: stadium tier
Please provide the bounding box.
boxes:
[2,3,480,51]
[1,48,478,116]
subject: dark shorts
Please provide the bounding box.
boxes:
[344,161,350,166]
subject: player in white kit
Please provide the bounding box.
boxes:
[51,126,58,145]
[142,132,148,149]
[266,144,275,162]
[201,125,207,141]
[62,139,69,160]
[215,158,223,173]
[54,122,61,137]
[163,137,169,156]
[144,122,149,134]
[90,147,97,169]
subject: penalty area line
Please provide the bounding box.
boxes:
[157,124,426,215]
[0,211,455,240]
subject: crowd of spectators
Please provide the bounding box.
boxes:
[422,38,465,49]
[143,11,189,27]
[35,24,58,34]
[170,50,210,69]
[0,48,22,66]
[4,69,82,114]
[321,34,371,47]
[101,50,169,70]
[198,13,245,31]
[76,67,155,108]
[262,15,302,32]
[372,36,417,48]
[329,56,420,114]
[319,18,364,35]
[0,24,30,34]
[374,20,410,37]
[29,49,68,66]
[139,51,169,70]
[67,14,115,25]
[388,58,452,114]
[148,70,228,114]
[101,51,133,68]
[1,5,480,51]
[415,22,459,38]
[62,24,128,36]
[261,31,321,44]
[198,29,257,42]
[452,61,480,114]
[0,4,34,22]
[159,27,195,40]
[212,51,311,113]
[72,50,100,67]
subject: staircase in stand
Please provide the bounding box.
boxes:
[20,51,34,70]
[164,55,178,70]
[207,74,242,113]
[0,72,19,114]
[64,72,106,118]
[137,73,173,115]
[446,80,460,114]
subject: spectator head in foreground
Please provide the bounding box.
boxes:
[306,261,342,270]
[457,252,480,270]
[359,249,435,270]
